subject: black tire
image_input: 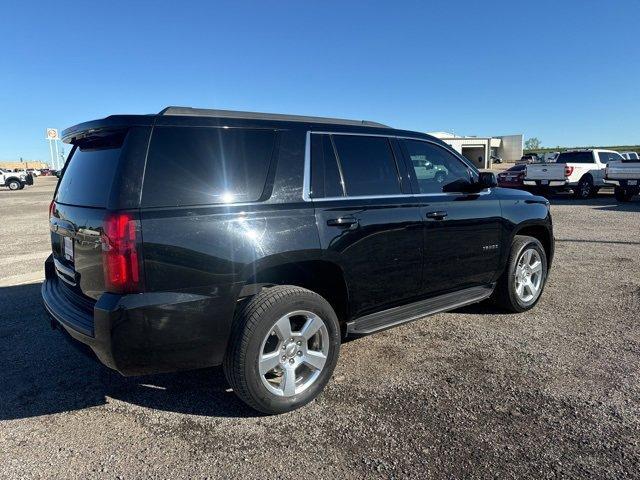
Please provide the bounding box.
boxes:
[7,179,21,190]
[574,176,594,199]
[223,285,341,414]
[614,186,633,202]
[492,235,548,313]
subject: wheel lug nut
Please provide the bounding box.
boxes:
[297,341,301,346]
[289,358,294,364]
[297,351,302,356]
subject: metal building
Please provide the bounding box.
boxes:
[427,132,523,169]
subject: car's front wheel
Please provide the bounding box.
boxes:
[223,285,341,414]
[493,235,548,313]
[7,180,21,190]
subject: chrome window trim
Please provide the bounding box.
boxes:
[303,131,488,201]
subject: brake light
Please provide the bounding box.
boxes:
[48,200,56,219]
[101,212,143,293]
[564,166,574,177]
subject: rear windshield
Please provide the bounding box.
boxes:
[56,132,126,207]
[556,151,593,164]
[142,127,276,207]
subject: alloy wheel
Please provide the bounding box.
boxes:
[514,248,543,303]
[258,310,329,397]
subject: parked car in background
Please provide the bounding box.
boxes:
[620,151,639,161]
[497,164,526,189]
[605,155,640,202]
[490,154,502,164]
[27,168,41,176]
[42,106,554,414]
[40,168,52,176]
[517,153,540,165]
[1,169,33,190]
[412,158,448,183]
[524,149,623,198]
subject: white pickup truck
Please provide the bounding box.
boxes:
[0,169,33,190]
[604,155,640,202]
[523,149,624,198]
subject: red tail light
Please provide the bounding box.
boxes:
[101,212,143,294]
[564,166,574,177]
[48,200,56,219]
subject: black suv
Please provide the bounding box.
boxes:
[42,107,554,414]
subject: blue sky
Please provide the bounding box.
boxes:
[1,0,639,162]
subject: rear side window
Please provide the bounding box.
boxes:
[557,151,594,164]
[598,151,623,163]
[310,134,344,198]
[142,127,275,207]
[56,131,126,207]
[332,135,401,196]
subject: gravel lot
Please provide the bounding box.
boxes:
[1,176,639,479]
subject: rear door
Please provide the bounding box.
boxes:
[399,139,502,295]
[311,132,424,317]
[51,127,148,300]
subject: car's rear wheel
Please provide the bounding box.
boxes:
[493,235,548,313]
[8,180,21,190]
[223,285,341,414]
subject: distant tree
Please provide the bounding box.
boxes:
[524,137,541,150]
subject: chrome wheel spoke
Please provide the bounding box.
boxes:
[516,282,524,297]
[272,315,292,341]
[259,351,281,375]
[281,366,297,396]
[530,260,542,274]
[303,350,327,371]
[300,315,324,340]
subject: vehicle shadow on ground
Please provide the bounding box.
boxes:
[548,195,640,212]
[0,283,259,420]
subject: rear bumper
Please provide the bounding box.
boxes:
[523,180,567,187]
[41,255,237,376]
[604,179,639,187]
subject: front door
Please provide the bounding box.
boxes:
[400,138,502,295]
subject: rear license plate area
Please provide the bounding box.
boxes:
[64,236,74,262]
[540,180,549,185]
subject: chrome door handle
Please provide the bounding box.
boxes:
[426,211,448,220]
[327,217,359,229]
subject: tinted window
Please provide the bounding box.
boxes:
[56,132,126,207]
[598,151,623,164]
[332,135,400,196]
[403,140,472,194]
[310,134,343,198]
[143,127,275,207]
[556,151,594,164]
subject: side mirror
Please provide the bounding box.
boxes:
[478,171,497,189]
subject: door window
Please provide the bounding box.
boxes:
[332,135,401,196]
[310,134,344,198]
[402,140,473,194]
[598,151,623,164]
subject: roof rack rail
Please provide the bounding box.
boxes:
[158,106,390,128]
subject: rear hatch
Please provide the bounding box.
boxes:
[50,128,143,301]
